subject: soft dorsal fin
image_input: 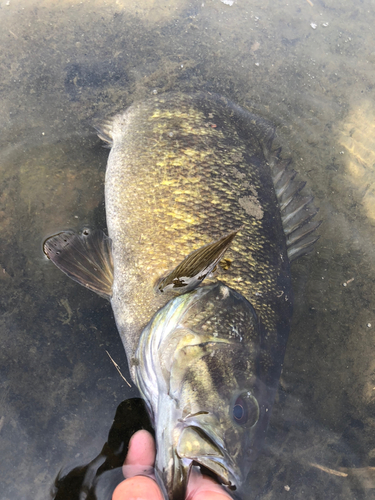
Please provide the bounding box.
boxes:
[43,228,113,299]
[270,154,321,261]
[158,229,239,294]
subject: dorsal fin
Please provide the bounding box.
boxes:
[94,118,115,147]
[269,151,321,261]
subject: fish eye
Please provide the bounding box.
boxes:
[232,392,259,427]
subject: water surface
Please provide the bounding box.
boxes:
[1,0,375,498]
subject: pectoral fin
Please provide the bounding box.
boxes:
[43,228,113,300]
[158,229,239,294]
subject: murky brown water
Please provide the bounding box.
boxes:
[1,0,375,498]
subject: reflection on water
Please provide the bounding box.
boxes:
[340,100,375,221]
[1,0,375,498]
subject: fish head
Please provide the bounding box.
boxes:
[135,282,270,499]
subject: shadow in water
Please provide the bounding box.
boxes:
[52,398,153,500]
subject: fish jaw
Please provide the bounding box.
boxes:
[175,424,243,492]
[151,392,191,500]
[151,393,243,499]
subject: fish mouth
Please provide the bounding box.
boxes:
[191,458,238,491]
[168,424,242,499]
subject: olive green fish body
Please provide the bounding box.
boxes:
[105,93,292,387]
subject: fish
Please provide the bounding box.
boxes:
[43,92,320,499]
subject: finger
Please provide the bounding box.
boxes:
[113,430,161,500]
[122,429,156,478]
[186,467,232,500]
[112,476,163,500]
[124,430,156,469]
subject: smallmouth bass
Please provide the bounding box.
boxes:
[44,92,319,499]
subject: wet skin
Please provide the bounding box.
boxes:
[113,430,232,500]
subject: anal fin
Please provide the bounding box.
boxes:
[43,228,113,299]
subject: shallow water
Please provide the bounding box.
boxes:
[1,0,375,498]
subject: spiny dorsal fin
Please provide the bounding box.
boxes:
[43,228,113,299]
[158,229,240,294]
[269,151,321,262]
[94,119,114,147]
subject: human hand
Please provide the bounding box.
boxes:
[112,429,232,500]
